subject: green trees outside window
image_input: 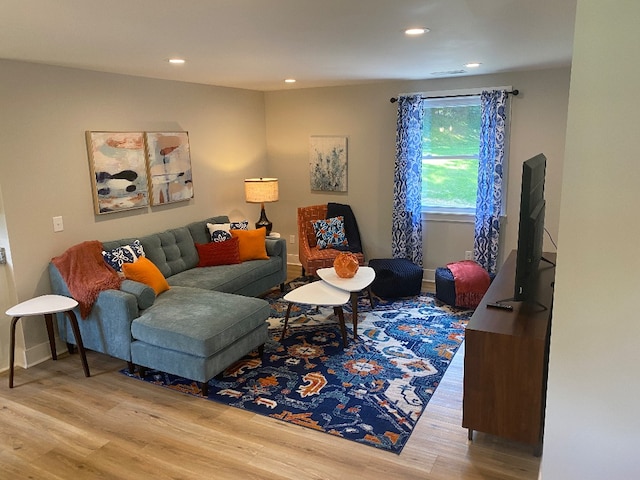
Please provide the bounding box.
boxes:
[422,99,481,213]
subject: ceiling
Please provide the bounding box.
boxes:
[0,0,576,92]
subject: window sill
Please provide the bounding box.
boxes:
[422,211,475,224]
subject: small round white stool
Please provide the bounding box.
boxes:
[6,294,90,388]
[281,281,350,347]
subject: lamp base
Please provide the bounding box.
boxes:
[256,205,272,236]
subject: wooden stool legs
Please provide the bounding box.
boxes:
[280,302,348,347]
[9,310,90,388]
[64,310,90,378]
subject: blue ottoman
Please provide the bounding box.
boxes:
[435,267,458,307]
[368,258,423,298]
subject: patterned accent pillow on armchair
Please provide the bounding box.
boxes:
[312,216,349,249]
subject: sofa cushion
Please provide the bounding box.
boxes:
[167,256,281,293]
[123,257,170,295]
[131,286,269,358]
[138,227,199,277]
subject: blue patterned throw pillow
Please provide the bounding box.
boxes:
[102,240,145,275]
[230,220,249,230]
[312,216,349,249]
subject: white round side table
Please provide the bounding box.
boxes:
[6,294,90,388]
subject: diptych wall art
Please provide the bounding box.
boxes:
[145,132,193,206]
[309,136,348,192]
[86,131,193,214]
[86,131,150,214]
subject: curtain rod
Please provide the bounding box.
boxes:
[389,89,519,103]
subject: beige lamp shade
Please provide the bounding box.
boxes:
[244,178,279,203]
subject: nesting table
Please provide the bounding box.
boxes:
[281,280,350,346]
[317,266,375,339]
[6,294,90,388]
[280,267,375,345]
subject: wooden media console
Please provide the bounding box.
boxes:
[462,250,556,456]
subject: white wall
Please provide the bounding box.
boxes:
[541,1,640,478]
[264,67,570,275]
[0,60,267,369]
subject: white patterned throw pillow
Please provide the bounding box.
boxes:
[207,221,249,242]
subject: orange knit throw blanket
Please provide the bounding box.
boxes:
[447,260,491,309]
[51,240,121,318]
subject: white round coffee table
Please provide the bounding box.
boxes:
[6,294,90,388]
[281,280,350,347]
[316,266,375,339]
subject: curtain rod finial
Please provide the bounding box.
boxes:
[390,97,398,103]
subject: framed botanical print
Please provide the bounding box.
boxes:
[86,131,149,214]
[309,135,348,192]
[145,132,194,205]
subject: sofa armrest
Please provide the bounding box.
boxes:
[266,238,287,288]
[120,279,156,309]
[265,237,285,257]
[49,263,140,361]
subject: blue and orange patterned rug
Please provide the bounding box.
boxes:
[121,278,473,454]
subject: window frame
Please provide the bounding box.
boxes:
[421,94,482,217]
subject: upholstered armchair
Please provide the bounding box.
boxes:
[297,204,365,276]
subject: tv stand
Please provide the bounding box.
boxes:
[462,250,556,456]
[541,255,556,267]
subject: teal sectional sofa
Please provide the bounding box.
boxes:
[48,215,287,393]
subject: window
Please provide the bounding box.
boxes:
[421,96,481,214]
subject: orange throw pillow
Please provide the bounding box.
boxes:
[230,227,269,262]
[122,257,170,295]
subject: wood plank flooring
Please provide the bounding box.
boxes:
[0,266,541,479]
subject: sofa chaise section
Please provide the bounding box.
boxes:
[130,286,269,393]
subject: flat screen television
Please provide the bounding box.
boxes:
[513,153,549,303]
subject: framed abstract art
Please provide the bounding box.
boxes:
[86,131,150,214]
[144,131,194,206]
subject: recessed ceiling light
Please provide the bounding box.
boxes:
[465,62,482,68]
[284,78,296,83]
[168,58,185,64]
[405,27,429,36]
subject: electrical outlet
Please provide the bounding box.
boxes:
[465,250,473,260]
[289,235,295,244]
[53,216,64,232]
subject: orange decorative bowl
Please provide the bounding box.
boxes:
[334,252,359,278]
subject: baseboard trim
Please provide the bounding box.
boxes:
[22,338,68,369]
[287,254,301,266]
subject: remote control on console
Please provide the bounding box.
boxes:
[486,302,513,311]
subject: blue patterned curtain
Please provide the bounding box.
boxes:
[392,95,424,265]
[474,90,508,273]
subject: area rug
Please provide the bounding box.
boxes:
[121,278,473,454]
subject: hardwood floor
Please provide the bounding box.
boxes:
[0,266,541,480]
